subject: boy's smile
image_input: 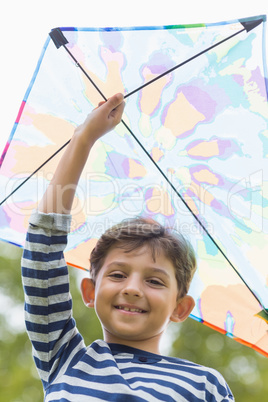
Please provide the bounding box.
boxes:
[84,244,194,354]
[114,304,147,313]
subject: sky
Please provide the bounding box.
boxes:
[1,0,268,153]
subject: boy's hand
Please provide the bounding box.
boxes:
[74,93,125,145]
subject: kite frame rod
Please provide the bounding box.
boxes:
[124,26,246,98]
[0,140,71,206]
[124,17,263,98]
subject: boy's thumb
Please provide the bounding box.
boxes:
[106,93,124,111]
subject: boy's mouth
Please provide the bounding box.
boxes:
[115,305,146,313]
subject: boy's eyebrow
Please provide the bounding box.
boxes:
[106,261,128,268]
[106,262,171,279]
[150,268,171,281]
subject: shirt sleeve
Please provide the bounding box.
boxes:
[205,367,235,401]
[21,211,86,389]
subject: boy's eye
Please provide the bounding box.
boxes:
[147,279,165,287]
[108,272,125,279]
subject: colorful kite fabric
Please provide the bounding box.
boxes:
[0,15,267,356]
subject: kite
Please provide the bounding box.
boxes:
[0,15,268,357]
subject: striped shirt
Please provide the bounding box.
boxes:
[21,211,234,401]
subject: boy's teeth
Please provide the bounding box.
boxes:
[118,306,143,312]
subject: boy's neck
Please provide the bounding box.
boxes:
[103,331,163,355]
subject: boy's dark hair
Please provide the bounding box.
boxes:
[89,217,196,298]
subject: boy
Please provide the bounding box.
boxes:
[22,93,234,401]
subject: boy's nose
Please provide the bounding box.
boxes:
[122,276,143,298]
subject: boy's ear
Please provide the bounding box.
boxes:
[81,278,95,308]
[170,295,195,323]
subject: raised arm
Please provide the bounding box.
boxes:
[38,93,125,214]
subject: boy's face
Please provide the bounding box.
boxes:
[90,244,193,354]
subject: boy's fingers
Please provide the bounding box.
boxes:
[93,100,106,111]
[105,93,125,112]
[93,94,124,113]
[98,101,106,107]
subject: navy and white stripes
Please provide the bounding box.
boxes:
[21,211,234,401]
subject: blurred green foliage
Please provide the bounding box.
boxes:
[0,241,267,402]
